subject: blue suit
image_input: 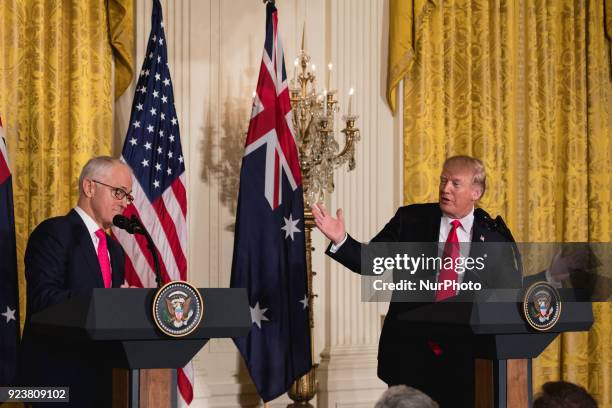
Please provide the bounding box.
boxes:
[326,203,521,407]
[19,209,124,407]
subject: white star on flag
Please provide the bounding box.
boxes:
[136,103,144,111]
[250,302,270,329]
[2,306,16,323]
[300,295,308,310]
[281,214,301,240]
[132,121,141,128]
[129,137,138,146]
[141,159,149,167]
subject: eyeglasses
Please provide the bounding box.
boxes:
[91,180,134,204]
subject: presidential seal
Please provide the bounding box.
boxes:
[522,281,562,331]
[152,281,204,337]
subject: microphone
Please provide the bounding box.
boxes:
[112,214,163,289]
[113,215,135,233]
[474,208,524,283]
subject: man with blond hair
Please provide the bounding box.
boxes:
[312,155,522,407]
[19,156,133,407]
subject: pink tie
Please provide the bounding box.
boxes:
[95,229,112,288]
[435,219,462,301]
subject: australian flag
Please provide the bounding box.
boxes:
[0,117,19,386]
[230,2,312,402]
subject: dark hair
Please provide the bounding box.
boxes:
[533,381,597,408]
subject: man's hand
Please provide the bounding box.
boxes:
[311,203,346,245]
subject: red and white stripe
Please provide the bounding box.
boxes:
[0,117,10,184]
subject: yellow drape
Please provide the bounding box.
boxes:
[0,0,134,337]
[388,0,611,406]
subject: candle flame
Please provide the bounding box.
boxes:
[349,87,355,96]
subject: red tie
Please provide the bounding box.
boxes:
[435,219,462,301]
[95,229,112,288]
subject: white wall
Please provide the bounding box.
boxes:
[114,1,402,406]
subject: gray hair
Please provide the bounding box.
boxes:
[78,156,129,195]
[374,385,439,408]
[443,155,486,198]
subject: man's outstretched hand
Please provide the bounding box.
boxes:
[311,203,346,245]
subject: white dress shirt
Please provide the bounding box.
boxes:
[74,206,112,272]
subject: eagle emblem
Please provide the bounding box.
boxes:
[522,282,561,331]
[165,292,194,327]
[152,281,204,337]
[533,290,554,322]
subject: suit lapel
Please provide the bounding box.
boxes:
[68,209,105,288]
[424,204,442,243]
[465,218,488,285]
[108,238,123,288]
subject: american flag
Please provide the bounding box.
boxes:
[230,2,312,402]
[110,0,193,405]
[0,116,19,386]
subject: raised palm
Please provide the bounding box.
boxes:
[311,203,346,244]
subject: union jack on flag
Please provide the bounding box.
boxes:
[230,1,312,402]
[111,0,193,405]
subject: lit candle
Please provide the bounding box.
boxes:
[311,64,316,74]
[348,87,354,115]
[323,90,328,115]
[293,58,298,82]
[327,63,333,90]
[252,90,256,99]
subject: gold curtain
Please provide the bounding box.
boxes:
[388,0,611,406]
[0,0,134,335]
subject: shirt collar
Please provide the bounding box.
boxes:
[74,206,102,236]
[441,207,474,232]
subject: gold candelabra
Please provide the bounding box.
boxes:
[286,44,360,408]
[289,50,360,207]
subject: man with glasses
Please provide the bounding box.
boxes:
[19,156,133,407]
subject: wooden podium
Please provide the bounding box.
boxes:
[30,288,251,408]
[398,290,593,408]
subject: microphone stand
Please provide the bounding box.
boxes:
[130,215,163,289]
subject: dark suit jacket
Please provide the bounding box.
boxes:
[19,209,124,407]
[326,203,521,407]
